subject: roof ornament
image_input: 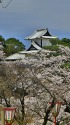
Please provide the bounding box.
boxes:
[0,0,13,8]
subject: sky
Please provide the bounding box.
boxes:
[0,0,70,48]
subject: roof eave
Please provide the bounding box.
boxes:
[25,37,40,40]
[42,36,57,39]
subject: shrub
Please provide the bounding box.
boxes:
[42,45,59,51]
[61,63,70,69]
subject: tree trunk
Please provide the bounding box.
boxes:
[42,98,55,125]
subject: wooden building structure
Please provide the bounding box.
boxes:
[25,28,57,50]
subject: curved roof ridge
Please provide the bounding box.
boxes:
[25,28,56,40]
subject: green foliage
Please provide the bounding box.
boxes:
[49,52,61,57]
[50,38,70,47]
[61,38,70,43]
[60,38,70,47]
[3,38,25,56]
[50,38,60,45]
[0,35,5,42]
[42,44,62,57]
[43,45,59,51]
[61,62,70,69]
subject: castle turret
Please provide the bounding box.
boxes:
[25,28,57,51]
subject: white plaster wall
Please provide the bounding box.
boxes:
[42,39,51,46]
[35,39,41,46]
[32,38,51,47]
